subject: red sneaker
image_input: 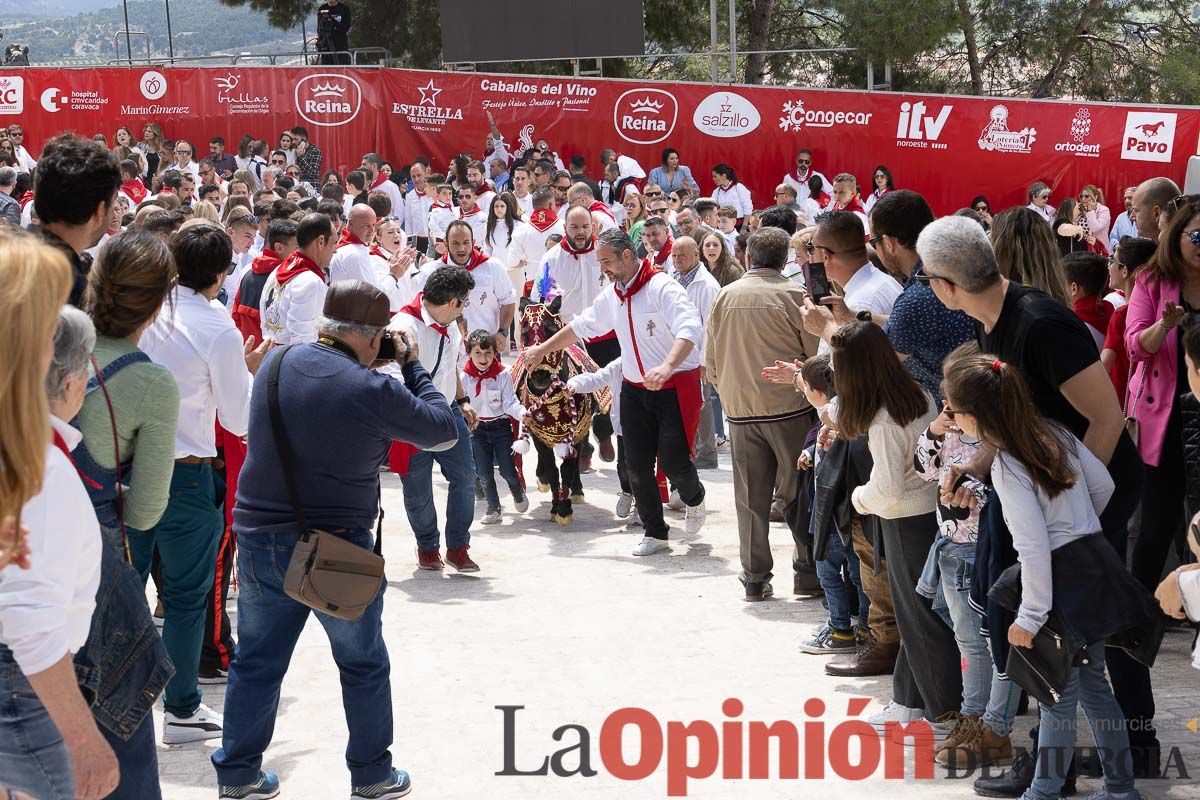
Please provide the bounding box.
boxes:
[417,549,444,570]
[445,547,479,573]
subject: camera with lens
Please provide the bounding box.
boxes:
[376,330,409,363]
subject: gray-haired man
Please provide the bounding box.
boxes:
[0,166,20,226]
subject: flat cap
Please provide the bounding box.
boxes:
[323,280,391,327]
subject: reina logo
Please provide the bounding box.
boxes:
[1120,111,1177,163]
[295,73,362,127]
[692,91,761,138]
[977,104,1036,154]
[613,88,678,145]
[895,101,951,149]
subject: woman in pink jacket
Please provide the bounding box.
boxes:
[1124,197,1200,589]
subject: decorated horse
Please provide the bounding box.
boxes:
[510,296,611,524]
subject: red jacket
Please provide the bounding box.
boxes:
[231,250,282,343]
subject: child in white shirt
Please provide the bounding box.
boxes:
[461,330,528,524]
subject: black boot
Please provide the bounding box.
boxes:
[973,750,1077,798]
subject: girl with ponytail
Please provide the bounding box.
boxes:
[942,343,1147,800]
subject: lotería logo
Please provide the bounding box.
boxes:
[779,99,873,132]
[613,88,678,146]
[0,76,22,114]
[391,78,463,132]
[139,71,167,100]
[977,104,1036,154]
[295,73,362,127]
[1120,111,1178,163]
[895,100,952,149]
[692,91,760,138]
[1054,107,1100,158]
[40,87,63,113]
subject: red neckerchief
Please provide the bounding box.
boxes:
[443,248,490,271]
[52,430,101,490]
[795,168,811,183]
[652,237,673,266]
[18,191,33,209]
[815,192,832,208]
[873,188,890,200]
[398,292,448,337]
[1073,296,1114,334]
[370,172,389,190]
[105,228,120,237]
[529,208,558,232]
[121,179,147,204]
[560,236,595,260]
[411,187,427,197]
[589,200,616,221]
[370,245,389,259]
[835,197,867,216]
[274,250,327,286]
[431,200,452,210]
[337,227,367,249]
[251,249,283,275]
[463,358,504,396]
[615,260,660,303]
[459,204,482,218]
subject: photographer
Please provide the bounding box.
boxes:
[213,280,456,800]
[316,0,352,66]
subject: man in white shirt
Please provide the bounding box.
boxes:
[511,166,534,217]
[671,236,722,470]
[403,161,433,254]
[466,160,496,211]
[569,182,617,234]
[7,124,37,173]
[387,266,482,571]
[782,148,833,203]
[360,152,403,215]
[260,213,338,344]
[138,222,271,745]
[640,215,674,270]
[454,185,488,244]
[329,205,408,312]
[801,211,903,353]
[435,220,516,350]
[508,187,564,284]
[599,148,646,183]
[525,229,708,556]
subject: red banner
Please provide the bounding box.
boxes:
[3,66,1197,215]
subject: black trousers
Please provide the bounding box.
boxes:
[880,512,963,719]
[621,382,704,540]
[584,338,619,444]
[616,435,631,494]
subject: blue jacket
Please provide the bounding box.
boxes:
[234,343,457,536]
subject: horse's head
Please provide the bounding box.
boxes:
[520,296,564,351]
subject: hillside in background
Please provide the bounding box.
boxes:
[0,0,309,64]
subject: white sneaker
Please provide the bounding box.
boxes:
[632,536,669,556]
[162,702,224,744]
[481,510,502,525]
[867,700,924,733]
[615,492,635,518]
[666,489,685,511]
[513,495,529,513]
[684,499,707,534]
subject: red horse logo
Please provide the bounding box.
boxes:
[1137,121,1166,137]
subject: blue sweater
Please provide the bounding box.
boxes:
[234,343,457,536]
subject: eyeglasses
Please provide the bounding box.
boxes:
[868,235,883,247]
[644,190,663,198]
[1189,230,1200,247]
[1038,193,1051,200]
[805,241,837,257]
[9,132,21,138]
[914,271,957,287]
[1168,194,1200,214]
[456,296,471,307]
[1107,256,1127,269]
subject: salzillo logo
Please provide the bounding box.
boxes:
[391,78,463,133]
[0,76,22,114]
[140,71,167,100]
[779,99,873,132]
[613,88,678,146]
[1054,108,1100,158]
[295,73,362,127]
[896,101,952,149]
[1121,111,1178,163]
[692,92,760,138]
[977,104,1036,154]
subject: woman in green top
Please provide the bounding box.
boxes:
[76,230,179,538]
[623,190,648,249]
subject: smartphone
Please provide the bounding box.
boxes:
[803,261,831,304]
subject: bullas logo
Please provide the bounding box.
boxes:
[214,73,270,115]
[295,73,362,127]
[896,101,951,149]
[977,104,1036,154]
[0,76,22,114]
[1054,108,1100,158]
[692,92,760,138]
[1121,111,1177,163]
[391,78,464,132]
[613,88,678,145]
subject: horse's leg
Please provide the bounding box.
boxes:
[562,455,581,514]
[534,439,567,522]
[534,437,554,493]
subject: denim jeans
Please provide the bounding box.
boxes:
[100,710,161,799]
[815,529,869,631]
[128,462,223,717]
[982,651,1019,737]
[0,646,74,800]
[401,410,475,551]
[212,529,394,788]
[1028,641,1134,800]
[471,418,523,512]
[937,544,992,719]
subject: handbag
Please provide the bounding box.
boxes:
[1123,358,1145,446]
[268,346,385,621]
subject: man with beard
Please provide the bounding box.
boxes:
[359,153,403,218]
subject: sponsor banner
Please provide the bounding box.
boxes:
[5,67,1197,213]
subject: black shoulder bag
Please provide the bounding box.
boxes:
[269,345,385,621]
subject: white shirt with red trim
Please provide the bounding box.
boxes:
[428,204,457,242]
[457,205,488,243]
[440,254,516,335]
[260,270,326,345]
[372,177,403,216]
[569,264,703,384]
[508,214,565,279]
[614,154,646,182]
[546,241,606,324]
[783,168,833,202]
[404,189,433,238]
[712,183,753,218]
[459,365,525,421]
[387,301,463,402]
[475,189,497,214]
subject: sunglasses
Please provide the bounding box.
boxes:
[796,159,811,165]
[868,235,883,247]
[651,207,669,215]
[379,215,402,223]
[1189,230,1200,247]
[1038,193,1051,200]
[554,184,570,191]
[271,159,286,165]
[456,296,471,307]
[974,205,989,212]
[1168,194,1200,214]
[644,191,663,198]
[914,271,957,287]
[175,150,191,155]
[9,132,21,138]
[805,241,837,257]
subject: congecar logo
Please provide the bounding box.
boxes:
[614,88,678,145]
[1121,111,1177,163]
[692,92,760,138]
[779,98,873,132]
[295,73,362,127]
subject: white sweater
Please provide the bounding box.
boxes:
[850,394,938,520]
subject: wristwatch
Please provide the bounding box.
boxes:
[456,396,471,407]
